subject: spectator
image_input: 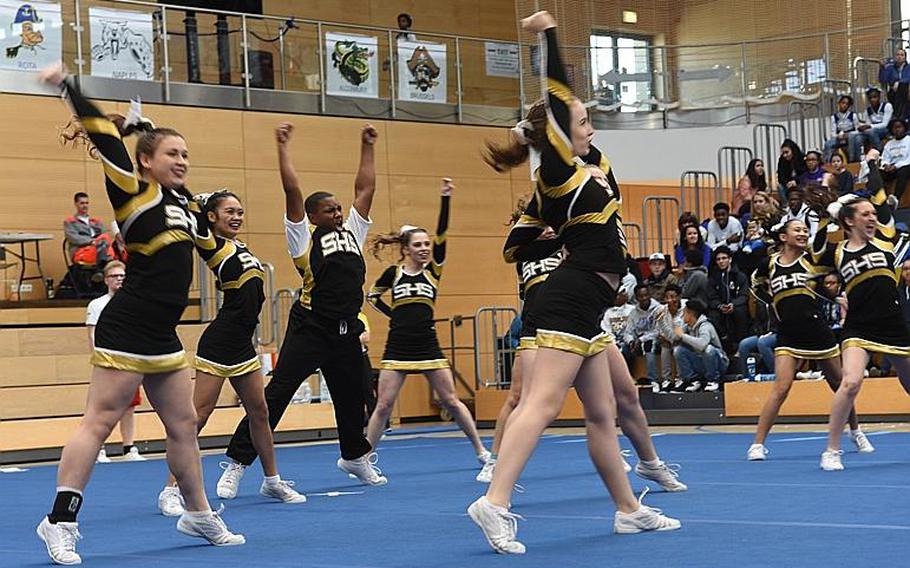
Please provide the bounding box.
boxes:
[602,287,634,366]
[883,48,910,120]
[396,13,416,42]
[798,150,826,187]
[817,271,847,340]
[623,284,662,385]
[776,139,806,201]
[673,298,729,393]
[745,190,782,234]
[644,252,676,302]
[899,259,910,329]
[736,275,777,377]
[707,245,750,352]
[859,86,893,151]
[881,117,910,201]
[674,224,711,267]
[823,95,863,162]
[675,248,711,306]
[655,284,686,391]
[829,153,855,196]
[64,192,114,269]
[705,202,743,252]
[86,261,146,463]
[781,186,818,237]
[678,211,707,240]
[732,158,767,216]
[734,219,768,277]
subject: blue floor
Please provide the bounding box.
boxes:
[2,430,908,567]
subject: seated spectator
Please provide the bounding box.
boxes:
[623,284,662,385]
[776,139,806,201]
[817,271,847,340]
[736,275,777,377]
[645,252,676,302]
[859,86,893,151]
[673,298,729,392]
[881,117,910,201]
[678,211,707,240]
[829,153,855,196]
[732,158,767,216]
[744,190,782,234]
[674,224,711,267]
[823,95,862,162]
[64,192,114,269]
[708,245,750,352]
[798,151,826,187]
[706,202,743,253]
[655,284,686,391]
[782,186,818,237]
[734,219,768,277]
[602,286,634,367]
[883,48,910,120]
[675,248,711,307]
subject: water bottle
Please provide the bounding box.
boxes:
[745,356,757,381]
[302,381,313,403]
[754,373,775,382]
[319,370,333,404]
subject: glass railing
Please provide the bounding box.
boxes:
[0,0,906,127]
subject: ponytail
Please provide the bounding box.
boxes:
[483,99,548,173]
[371,226,427,261]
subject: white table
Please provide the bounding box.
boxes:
[0,233,54,301]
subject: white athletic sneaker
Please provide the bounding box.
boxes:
[820,449,844,471]
[37,517,82,565]
[122,447,146,461]
[477,449,492,466]
[216,461,247,499]
[614,497,681,534]
[96,449,111,464]
[260,479,307,504]
[176,508,245,546]
[337,453,388,486]
[467,496,526,554]
[620,449,632,473]
[634,461,688,492]
[158,485,185,517]
[476,459,496,483]
[747,443,769,461]
[851,431,875,453]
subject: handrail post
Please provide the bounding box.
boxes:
[241,14,251,107]
[740,41,750,123]
[73,0,85,77]
[278,24,287,90]
[161,6,171,102]
[316,21,326,112]
[455,37,463,123]
[388,29,397,119]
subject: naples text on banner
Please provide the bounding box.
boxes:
[89,7,155,81]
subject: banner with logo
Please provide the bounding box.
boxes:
[0,1,62,71]
[89,7,155,80]
[325,32,379,98]
[397,40,447,104]
[484,41,519,78]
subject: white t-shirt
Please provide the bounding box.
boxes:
[883,136,910,169]
[86,293,113,346]
[706,216,743,252]
[284,207,372,259]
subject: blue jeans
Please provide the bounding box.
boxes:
[862,124,889,151]
[824,132,862,162]
[737,333,777,374]
[674,344,729,381]
[623,340,661,380]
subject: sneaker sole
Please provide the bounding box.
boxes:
[338,464,388,486]
[216,488,238,500]
[467,502,525,555]
[615,522,682,534]
[260,490,308,504]
[160,506,184,517]
[176,522,246,546]
[37,522,81,566]
[633,470,688,492]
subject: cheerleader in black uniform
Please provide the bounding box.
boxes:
[36,64,242,566]
[218,121,384,494]
[365,179,490,466]
[746,219,870,462]
[467,12,679,555]
[158,190,306,516]
[813,150,910,470]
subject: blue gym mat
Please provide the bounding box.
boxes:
[1,430,907,567]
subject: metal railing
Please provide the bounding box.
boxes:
[642,197,681,259]
[473,306,519,389]
[716,146,753,206]
[786,101,825,153]
[622,222,645,258]
[271,288,299,348]
[254,262,275,346]
[679,170,719,221]
[752,123,789,190]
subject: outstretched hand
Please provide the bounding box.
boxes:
[441,177,455,196]
[362,123,378,145]
[521,10,556,33]
[37,62,68,86]
[803,183,838,216]
[275,122,294,145]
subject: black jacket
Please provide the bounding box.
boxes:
[708,265,749,311]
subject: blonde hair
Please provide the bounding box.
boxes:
[103,260,126,276]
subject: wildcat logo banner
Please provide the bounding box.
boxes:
[89,7,154,80]
[0,1,62,71]
[325,32,378,99]
[397,40,446,104]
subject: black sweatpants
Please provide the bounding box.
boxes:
[226,303,372,463]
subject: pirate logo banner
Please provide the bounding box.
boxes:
[397,40,447,104]
[325,32,379,99]
[0,1,62,71]
[89,7,155,80]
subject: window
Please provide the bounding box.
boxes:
[590,31,653,112]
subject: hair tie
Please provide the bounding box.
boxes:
[124,97,156,129]
[510,119,532,146]
[399,224,418,235]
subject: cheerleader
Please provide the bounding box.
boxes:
[810,151,910,470]
[467,12,679,555]
[365,179,490,466]
[36,64,242,566]
[218,121,384,495]
[746,219,871,461]
[157,190,306,516]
